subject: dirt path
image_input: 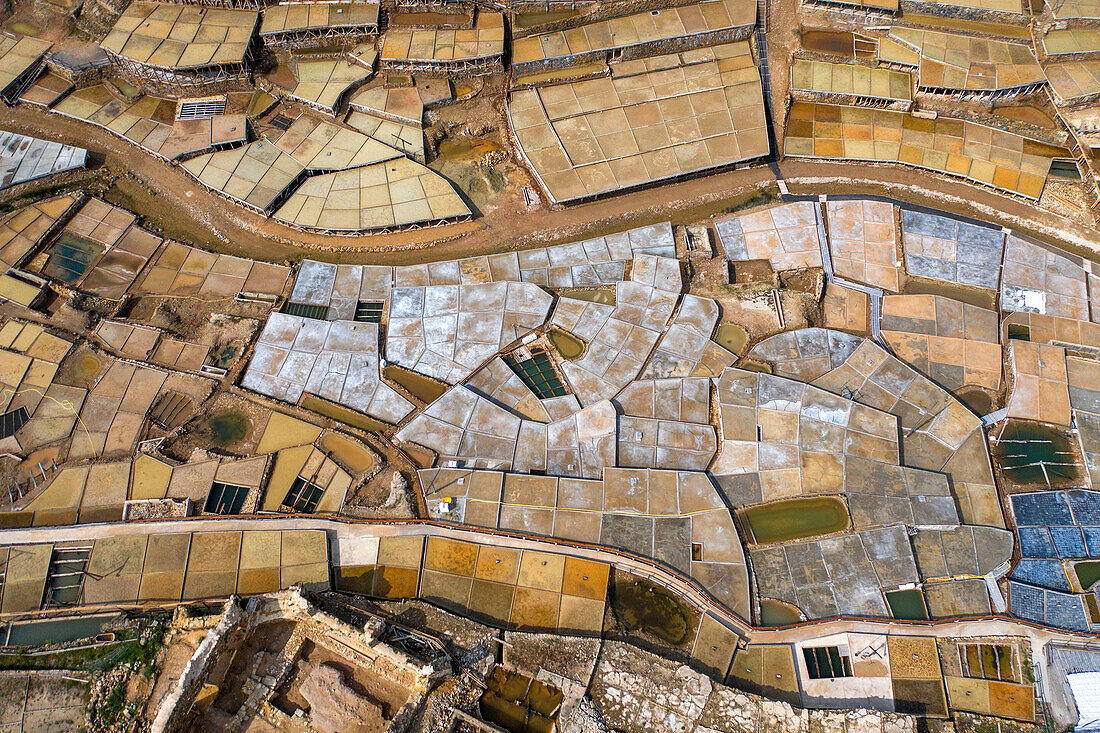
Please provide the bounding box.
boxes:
[3,105,1099,267]
[765,0,799,152]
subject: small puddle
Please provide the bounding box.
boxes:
[68,351,103,385]
[1089,594,1100,624]
[736,358,773,374]
[740,497,850,545]
[454,81,478,97]
[265,63,298,88]
[436,136,501,164]
[991,421,1081,487]
[612,579,690,645]
[557,287,615,305]
[546,328,585,360]
[383,364,448,403]
[759,598,803,627]
[714,322,749,354]
[993,105,1057,130]
[9,21,40,36]
[799,30,875,58]
[110,79,141,97]
[197,410,251,449]
[886,588,929,621]
[299,393,391,434]
[17,447,60,482]
[247,91,276,117]
[479,667,561,733]
[954,387,993,416]
[801,30,854,56]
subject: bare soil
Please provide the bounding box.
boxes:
[53,345,108,390]
[687,257,818,342]
[503,632,602,685]
[0,675,87,732]
[343,466,417,519]
[166,392,271,460]
[146,629,208,720]
[730,260,775,285]
[125,297,271,345]
[274,639,413,724]
[329,595,495,657]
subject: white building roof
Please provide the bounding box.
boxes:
[1069,672,1100,731]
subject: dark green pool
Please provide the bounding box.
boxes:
[197,411,251,449]
[612,579,690,645]
[1076,561,1100,591]
[992,421,1081,486]
[740,497,850,545]
[886,588,928,621]
[5,613,116,647]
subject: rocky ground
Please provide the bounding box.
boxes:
[303,597,1045,733]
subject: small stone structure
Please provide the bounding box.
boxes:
[150,588,444,733]
[151,597,245,733]
[123,498,189,521]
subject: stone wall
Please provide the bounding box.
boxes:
[109,70,257,101]
[76,0,129,38]
[253,593,443,732]
[222,622,303,733]
[150,597,245,733]
[45,57,111,86]
[156,589,445,733]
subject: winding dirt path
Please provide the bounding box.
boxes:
[3,105,1099,267]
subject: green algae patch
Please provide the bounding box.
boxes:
[714,322,749,354]
[740,496,850,545]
